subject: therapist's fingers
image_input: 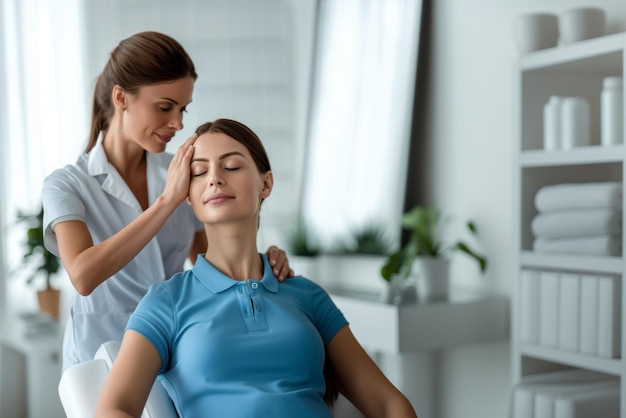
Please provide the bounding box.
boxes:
[172,134,198,164]
[266,246,294,281]
[163,134,198,203]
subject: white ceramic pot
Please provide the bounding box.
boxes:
[380,274,418,305]
[413,257,451,300]
[514,13,559,54]
[559,7,606,45]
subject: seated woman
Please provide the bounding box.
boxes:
[95,119,418,418]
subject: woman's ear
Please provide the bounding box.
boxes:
[112,85,127,111]
[260,171,274,199]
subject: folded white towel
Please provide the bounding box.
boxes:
[535,182,622,212]
[533,235,622,257]
[531,209,622,239]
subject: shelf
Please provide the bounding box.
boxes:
[515,31,626,417]
[520,32,625,73]
[521,344,623,376]
[520,145,625,167]
[329,288,509,353]
[520,251,623,274]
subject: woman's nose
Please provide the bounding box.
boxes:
[169,112,183,130]
[209,174,224,186]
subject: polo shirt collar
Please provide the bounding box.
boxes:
[86,134,162,211]
[193,253,279,294]
[86,134,110,176]
[87,134,160,176]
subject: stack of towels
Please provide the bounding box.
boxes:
[532,182,622,256]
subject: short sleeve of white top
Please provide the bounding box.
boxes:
[42,137,203,369]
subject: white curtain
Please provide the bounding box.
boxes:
[0,0,87,312]
[301,0,422,248]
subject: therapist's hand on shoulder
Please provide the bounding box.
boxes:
[266,246,294,281]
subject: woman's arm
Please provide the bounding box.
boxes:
[54,137,196,296]
[95,331,162,418]
[327,326,418,418]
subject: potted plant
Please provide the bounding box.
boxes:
[317,223,395,293]
[330,223,392,255]
[16,206,62,319]
[381,204,487,301]
[285,219,321,281]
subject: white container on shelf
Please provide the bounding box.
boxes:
[601,76,623,146]
[543,96,563,150]
[559,7,606,45]
[514,13,559,54]
[561,97,590,149]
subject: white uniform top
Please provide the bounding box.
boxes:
[42,137,202,371]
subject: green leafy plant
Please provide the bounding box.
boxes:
[286,220,320,257]
[352,224,392,255]
[328,223,393,255]
[16,206,60,290]
[380,205,487,282]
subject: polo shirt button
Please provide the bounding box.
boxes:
[251,282,259,289]
[257,305,264,312]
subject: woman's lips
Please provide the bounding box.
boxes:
[156,133,173,143]
[206,194,233,204]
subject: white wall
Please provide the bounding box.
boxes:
[425,1,626,417]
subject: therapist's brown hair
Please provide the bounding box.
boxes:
[86,31,197,153]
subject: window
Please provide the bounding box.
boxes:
[301,0,423,249]
[0,0,87,314]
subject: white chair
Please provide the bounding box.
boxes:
[58,340,178,418]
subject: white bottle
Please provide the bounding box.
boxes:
[543,96,562,151]
[561,97,590,149]
[601,76,623,146]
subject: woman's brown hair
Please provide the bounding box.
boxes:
[86,31,197,152]
[194,119,272,174]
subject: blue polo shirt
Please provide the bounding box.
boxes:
[127,254,348,417]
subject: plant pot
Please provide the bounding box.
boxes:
[380,274,418,305]
[320,254,387,293]
[413,257,450,300]
[37,288,60,319]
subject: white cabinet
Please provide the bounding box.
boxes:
[0,318,64,418]
[331,288,509,418]
[513,32,626,416]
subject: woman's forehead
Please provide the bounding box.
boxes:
[194,132,248,157]
[138,77,194,103]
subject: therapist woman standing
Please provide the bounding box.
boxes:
[42,31,292,371]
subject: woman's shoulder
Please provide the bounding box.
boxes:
[43,159,90,189]
[284,275,327,293]
[150,269,195,295]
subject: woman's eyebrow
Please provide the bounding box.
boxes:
[159,97,179,104]
[191,151,245,164]
[159,97,193,106]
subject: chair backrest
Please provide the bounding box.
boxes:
[58,340,178,418]
[58,358,109,418]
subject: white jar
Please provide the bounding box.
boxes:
[543,96,563,150]
[561,97,590,149]
[601,76,623,146]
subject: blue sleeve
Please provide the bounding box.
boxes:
[309,281,348,345]
[126,283,176,373]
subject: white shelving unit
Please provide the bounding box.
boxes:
[513,32,626,416]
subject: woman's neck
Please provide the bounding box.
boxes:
[204,227,263,281]
[102,128,146,178]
